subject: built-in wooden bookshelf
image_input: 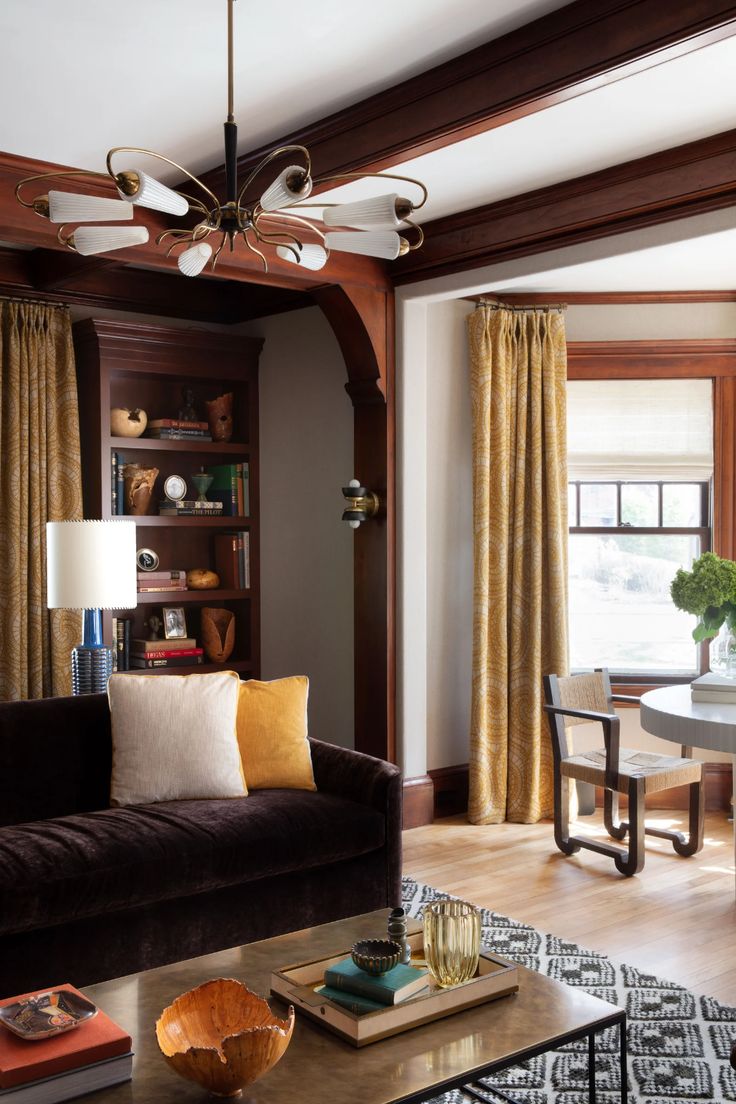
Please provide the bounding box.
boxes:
[73,318,263,677]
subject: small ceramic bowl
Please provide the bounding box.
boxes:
[351,939,401,975]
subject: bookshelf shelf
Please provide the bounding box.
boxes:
[74,318,263,679]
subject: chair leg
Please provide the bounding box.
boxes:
[672,779,705,857]
[603,789,628,841]
[614,777,645,877]
[554,772,581,856]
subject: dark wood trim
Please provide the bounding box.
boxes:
[403,775,435,829]
[473,291,736,305]
[394,128,736,283]
[567,338,736,377]
[714,376,736,560]
[428,762,732,817]
[199,0,736,198]
[429,765,470,820]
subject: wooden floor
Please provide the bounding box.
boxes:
[403,807,736,1005]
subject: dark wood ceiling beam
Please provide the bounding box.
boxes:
[471,291,736,304]
[392,128,736,283]
[198,0,736,197]
[27,251,114,292]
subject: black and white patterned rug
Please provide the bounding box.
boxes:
[403,877,736,1104]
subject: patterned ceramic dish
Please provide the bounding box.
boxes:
[351,939,401,975]
[0,990,98,1040]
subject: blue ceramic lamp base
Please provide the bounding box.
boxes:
[71,609,113,695]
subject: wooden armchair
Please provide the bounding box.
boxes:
[543,670,704,876]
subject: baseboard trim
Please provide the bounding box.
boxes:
[403,775,435,829]
[427,762,732,818]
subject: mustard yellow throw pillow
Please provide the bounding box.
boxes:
[237,676,316,790]
[108,670,246,806]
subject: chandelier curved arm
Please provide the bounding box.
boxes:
[176,191,211,217]
[106,147,221,210]
[254,209,327,244]
[251,221,303,263]
[308,169,429,211]
[15,169,111,214]
[236,144,312,208]
[400,218,425,251]
[155,221,212,246]
[211,232,230,270]
[240,230,268,272]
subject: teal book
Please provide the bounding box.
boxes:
[206,464,238,515]
[316,985,384,1016]
[322,958,429,1005]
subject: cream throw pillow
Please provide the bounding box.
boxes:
[108,671,246,806]
[236,676,316,790]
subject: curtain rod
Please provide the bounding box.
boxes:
[475,298,567,312]
[0,294,69,309]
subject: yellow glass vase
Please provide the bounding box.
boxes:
[423,899,481,987]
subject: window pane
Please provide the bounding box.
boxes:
[621,484,658,527]
[663,484,702,526]
[568,484,577,527]
[580,484,616,527]
[569,533,701,675]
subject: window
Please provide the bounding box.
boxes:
[567,380,713,680]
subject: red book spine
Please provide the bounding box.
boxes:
[133,648,203,659]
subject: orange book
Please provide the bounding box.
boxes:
[0,985,131,1089]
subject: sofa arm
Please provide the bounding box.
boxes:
[309,738,403,906]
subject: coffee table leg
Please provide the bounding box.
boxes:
[588,1032,596,1104]
[620,1016,628,1104]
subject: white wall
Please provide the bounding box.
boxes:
[245,307,355,748]
[412,299,736,773]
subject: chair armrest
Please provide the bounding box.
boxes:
[543,704,616,724]
[612,694,640,704]
[543,704,621,790]
[309,738,403,907]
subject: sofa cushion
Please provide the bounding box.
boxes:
[0,791,385,938]
[237,676,316,791]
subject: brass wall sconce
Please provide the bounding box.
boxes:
[342,480,380,529]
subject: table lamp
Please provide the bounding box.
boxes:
[46,520,138,694]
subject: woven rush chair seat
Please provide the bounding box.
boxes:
[561,748,702,795]
[543,669,704,877]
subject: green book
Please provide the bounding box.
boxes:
[206,464,238,516]
[316,985,384,1016]
[322,958,429,1005]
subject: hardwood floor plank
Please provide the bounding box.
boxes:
[403,809,736,1002]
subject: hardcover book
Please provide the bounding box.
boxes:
[0,985,131,1090]
[131,648,203,660]
[130,654,203,669]
[315,986,384,1016]
[132,638,196,652]
[147,419,208,431]
[0,1054,133,1104]
[322,958,429,1005]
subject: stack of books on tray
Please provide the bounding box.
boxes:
[690,672,736,703]
[158,499,224,517]
[145,419,212,441]
[206,463,249,516]
[130,638,203,669]
[136,569,188,593]
[0,985,132,1104]
[316,958,429,1016]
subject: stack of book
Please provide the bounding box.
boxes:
[158,499,224,517]
[130,638,203,669]
[111,617,131,672]
[110,451,126,515]
[145,419,212,441]
[690,672,736,703]
[214,532,250,589]
[317,958,429,1015]
[0,985,132,1104]
[206,463,249,517]
[136,569,188,593]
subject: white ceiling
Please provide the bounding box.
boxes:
[2,0,735,292]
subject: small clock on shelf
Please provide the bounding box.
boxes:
[136,548,160,572]
[163,474,187,503]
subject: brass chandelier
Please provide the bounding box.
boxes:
[15,0,427,277]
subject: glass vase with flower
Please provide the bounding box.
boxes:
[671,551,736,678]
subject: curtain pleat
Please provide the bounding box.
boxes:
[467,307,569,824]
[0,301,82,700]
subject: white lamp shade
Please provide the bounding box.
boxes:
[275,243,327,271]
[178,242,213,276]
[260,166,313,211]
[48,190,134,224]
[47,520,138,609]
[323,193,405,230]
[325,230,401,261]
[118,170,189,216]
[72,226,149,256]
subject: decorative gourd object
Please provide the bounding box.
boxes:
[201,607,235,662]
[187,569,220,590]
[155,978,294,1098]
[206,392,234,442]
[110,407,147,437]
[122,464,159,516]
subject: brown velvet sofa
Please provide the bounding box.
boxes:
[0,693,402,997]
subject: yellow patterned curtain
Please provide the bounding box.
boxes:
[0,301,82,700]
[467,306,569,824]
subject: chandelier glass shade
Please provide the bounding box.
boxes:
[15,0,427,277]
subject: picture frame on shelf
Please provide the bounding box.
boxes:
[163,607,187,640]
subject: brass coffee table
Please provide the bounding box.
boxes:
[82,910,627,1104]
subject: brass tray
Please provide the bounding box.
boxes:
[270,926,518,1047]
